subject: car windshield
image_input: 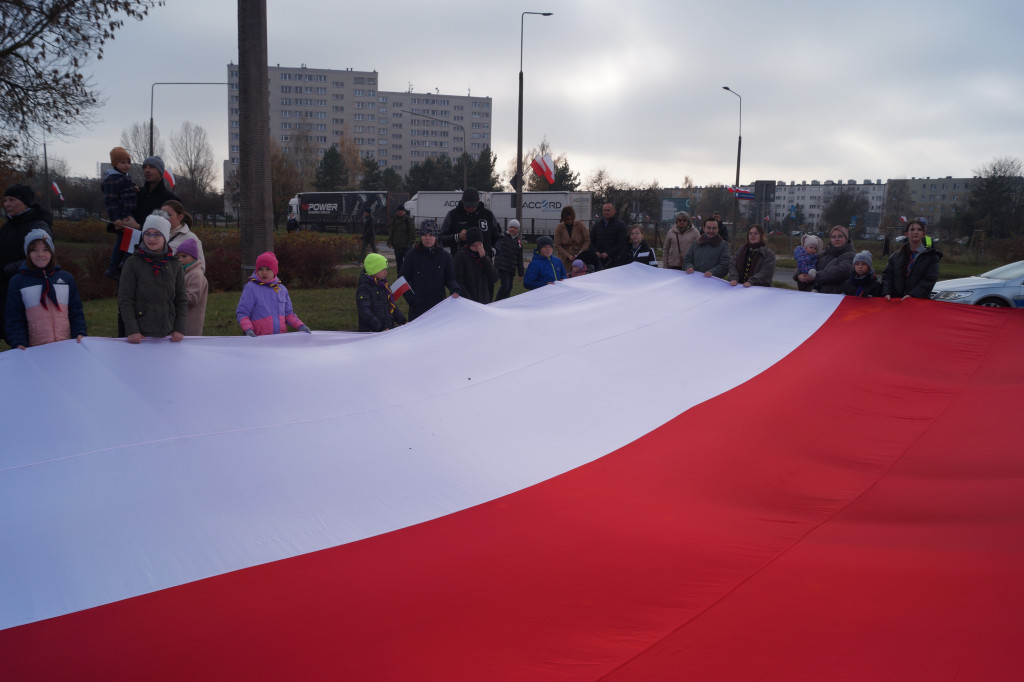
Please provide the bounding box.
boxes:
[979,261,1024,280]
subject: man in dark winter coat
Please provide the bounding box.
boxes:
[440,188,502,259]
[441,188,501,301]
[360,207,378,255]
[133,156,180,225]
[399,219,462,321]
[387,203,416,273]
[2,184,55,342]
[589,203,627,270]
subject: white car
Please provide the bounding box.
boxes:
[930,261,1024,308]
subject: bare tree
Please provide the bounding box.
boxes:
[170,121,216,199]
[0,1,163,165]
[238,0,274,279]
[121,121,164,160]
[882,179,911,229]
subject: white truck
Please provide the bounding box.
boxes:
[404,191,593,239]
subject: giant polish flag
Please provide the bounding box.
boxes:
[2,265,1023,680]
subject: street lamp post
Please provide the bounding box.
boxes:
[150,82,228,156]
[401,109,466,190]
[722,86,742,228]
[516,11,553,223]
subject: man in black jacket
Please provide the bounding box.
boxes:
[589,203,627,270]
[440,188,501,301]
[133,156,180,225]
[440,188,502,258]
[360,207,378,255]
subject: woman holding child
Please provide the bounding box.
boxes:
[797,225,854,294]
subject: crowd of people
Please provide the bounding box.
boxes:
[1,176,944,349]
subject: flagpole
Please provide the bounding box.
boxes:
[516,11,553,225]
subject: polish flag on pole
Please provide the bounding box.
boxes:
[530,153,555,184]
[163,169,176,189]
[119,227,142,253]
[51,182,64,202]
[391,276,412,301]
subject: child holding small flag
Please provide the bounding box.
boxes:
[117,213,187,344]
[101,146,140,280]
[356,253,406,332]
[236,252,311,337]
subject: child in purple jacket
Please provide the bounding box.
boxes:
[236,252,311,336]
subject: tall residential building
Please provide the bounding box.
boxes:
[226,63,493,177]
[768,179,887,230]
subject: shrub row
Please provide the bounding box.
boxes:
[48,223,364,299]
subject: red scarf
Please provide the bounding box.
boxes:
[138,246,173,277]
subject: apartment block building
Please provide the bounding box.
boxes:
[226,63,493,177]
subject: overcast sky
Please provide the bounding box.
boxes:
[46,0,1024,190]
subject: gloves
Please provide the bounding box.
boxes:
[298,325,312,334]
[245,329,256,337]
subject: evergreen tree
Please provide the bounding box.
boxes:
[361,157,385,191]
[314,146,347,192]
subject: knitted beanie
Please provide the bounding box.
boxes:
[255,251,279,276]
[364,252,388,276]
[110,147,131,165]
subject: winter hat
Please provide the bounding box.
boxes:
[801,234,823,252]
[395,203,406,213]
[537,235,554,249]
[110,146,131,165]
[829,224,849,241]
[465,227,483,246]
[4,184,34,207]
[571,259,584,271]
[507,219,521,230]
[23,228,55,256]
[364,252,388,276]
[419,218,439,236]
[462,187,480,206]
[853,250,874,272]
[142,155,165,175]
[255,251,279,276]
[142,213,172,244]
[177,238,200,261]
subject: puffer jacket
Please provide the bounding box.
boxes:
[4,262,86,347]
[493,233,524,276]
[236,274,304,336]
[811,243,854,294]
[882,245,942,299]
[683,236,730,277]
[399,242,462,321]
[727,243,776,286]
[118,248,188,338]
[356,272,406,332]
[524,250,567,289]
